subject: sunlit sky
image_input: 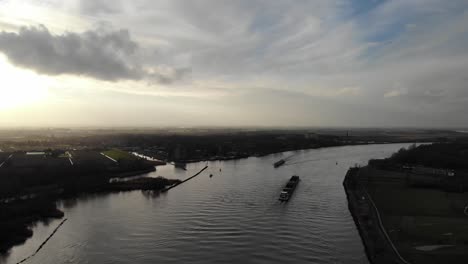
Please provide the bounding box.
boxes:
[0,0,468,127]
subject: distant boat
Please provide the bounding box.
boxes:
[274,159,285,168]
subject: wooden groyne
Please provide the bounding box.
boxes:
[343,168,411,264]
[162,165,208,192]
[16,218,68,264]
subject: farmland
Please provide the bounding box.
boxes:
[348,143,468,264]
[370,183,468,264]
[102,149,137,161]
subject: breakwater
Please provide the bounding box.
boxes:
[16,218,68,264]
[162,165,208,192]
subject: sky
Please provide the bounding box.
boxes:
[0,0,467,128]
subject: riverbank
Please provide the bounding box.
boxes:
[0,172,179,254]
[109,167,156,179]
[0,197,64,253]
[107,177,181,192]
[348,142,468,264]
[343,167,408,264]
[174,140,438,165]
[345,163,468,263]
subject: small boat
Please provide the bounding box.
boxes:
[174,162,187,170]
[279,175,300,202]
[273,159,285,168]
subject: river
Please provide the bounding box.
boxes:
[0,143,414,264]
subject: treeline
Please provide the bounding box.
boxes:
[120,133,343,161]
[371,142,468,169]
[0,194,64,253]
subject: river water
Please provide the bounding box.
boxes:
[0,143,413,264]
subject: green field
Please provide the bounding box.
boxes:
[364,169,468,264]
[102,149,137,161]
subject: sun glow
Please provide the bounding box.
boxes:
[0,55,50,110]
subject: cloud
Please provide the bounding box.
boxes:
[1,0,468,127]
[0,25,190,83]
[0,25,140,80]
[150,67,192,85]
[384,89,405,98]
[384,85,408,98]
[79,0,122,15]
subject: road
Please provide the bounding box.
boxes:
[0,154,13,168]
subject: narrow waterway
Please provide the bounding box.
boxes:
[1,143,414,264]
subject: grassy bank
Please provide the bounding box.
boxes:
[343,167,405,264]
[349,165,468,264]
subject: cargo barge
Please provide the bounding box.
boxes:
[279,175,300,202]
[273,159,285,168]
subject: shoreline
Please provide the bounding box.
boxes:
[177,141,428,164]
[109,167,156,179]
[343,167,409,264]
[0,168,178,255]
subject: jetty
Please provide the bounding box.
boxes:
[162,165,208,192]
[16,218,68,264]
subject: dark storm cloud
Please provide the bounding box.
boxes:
[0,25,190,83]
[0,25,141,80]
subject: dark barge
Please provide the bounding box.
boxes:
[274,159,286,168]
[279,175,300,202]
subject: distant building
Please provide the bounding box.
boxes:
[412,166,455,177]
[407,166,461,191]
